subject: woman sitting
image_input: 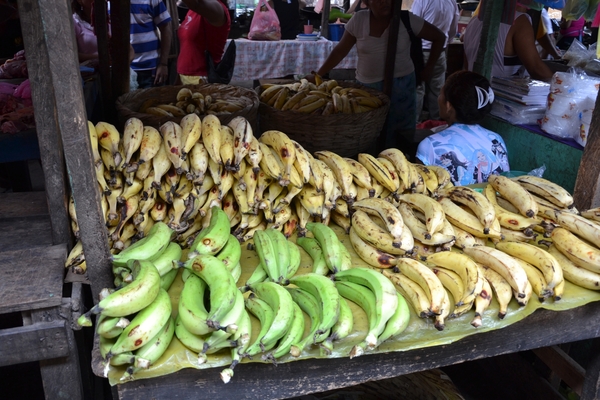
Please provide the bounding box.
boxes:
[416,70,510,186]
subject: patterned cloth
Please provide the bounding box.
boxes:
[416,123,510,186]
[227,38,357,81]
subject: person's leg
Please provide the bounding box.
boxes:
[426,51,447,120]
[136,70,154,89]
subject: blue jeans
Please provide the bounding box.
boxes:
[136,70,155,89]
[360,73,417,149]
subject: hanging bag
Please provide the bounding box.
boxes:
[248,0,281,41]
[400,11,425,85]
[206,40,236,84]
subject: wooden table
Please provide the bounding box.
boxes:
[113,301,600,399]
[228,38,358,82]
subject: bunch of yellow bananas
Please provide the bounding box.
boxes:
[259,79,383,115]
[141,87,246,118]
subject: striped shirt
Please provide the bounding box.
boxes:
[130,0,171,71]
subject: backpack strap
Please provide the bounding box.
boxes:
[400,10,415,40]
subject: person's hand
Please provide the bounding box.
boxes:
[305,74,316,84]
[154,64,169,85]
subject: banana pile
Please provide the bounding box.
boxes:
[68,108,600,383]
[259,79,384,115]
[141,87,247,118]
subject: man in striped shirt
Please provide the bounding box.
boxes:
[130,0,172,88]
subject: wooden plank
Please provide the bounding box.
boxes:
[573,93,600,210]
[0,216,53,251]
[532,346,585,395]
[33,306,84,400]
[94,0,113,123]
[117,302,600,399]
[0,320,70,366]
[18,0,72,247]
[0,244,65,314]
[19,0,114,300]
[0,192,48,219]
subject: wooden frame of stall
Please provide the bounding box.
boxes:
[9,0,600,397]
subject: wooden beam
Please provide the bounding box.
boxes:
[573,92,600,210]
[17,0,72,247]
[95,0,114,122]
[0,321,70,366]
[532,346,585,395]
[321,0,330,39]
[19,0,114,300]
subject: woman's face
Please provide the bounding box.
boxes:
[367,0,392,18]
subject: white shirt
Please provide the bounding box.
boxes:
[411,0,459,49]
[345,10,424,83]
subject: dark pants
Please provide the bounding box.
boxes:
[136,70,155,89]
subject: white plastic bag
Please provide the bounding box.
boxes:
[130,68,138,91]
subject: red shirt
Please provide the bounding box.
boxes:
[177,3,231,76]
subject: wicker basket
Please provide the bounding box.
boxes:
[257,81,389,157]
[116,83,259,130]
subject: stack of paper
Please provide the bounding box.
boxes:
[491,76,550,106]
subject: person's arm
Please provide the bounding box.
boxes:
[180,0,226,26]
[315,31,357,77]
[155,20,172,85]
[511,15,553,81]
[537,33,561,59]
[417,20,445,83]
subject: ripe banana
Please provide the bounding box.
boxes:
[487,175,538,218]
[352,197,404,239]
[463,246,529,300]
[481,265,513,319]
[547,243,600,291]
[121,117,144,171]
[259,130,296,186]
[348,226,399,268]
[382,269,431,318]
[484,183,539,231]
[201,114,223,165]
[379,148,419,191]
[515,258,553,301]
[513,175,574,208]
[438,197,501,239]
[471,279,493,328]
[394,258,446,316]
[430,266,464,309]
[543,208,600,247]
[358,153,399,193]
[315,150,355,203]
[424,251,483,307]
[351,210,405,255]
[494,241,563,291]
[551,227,600,273]
[160,121,185,175]
[438,186,496,234]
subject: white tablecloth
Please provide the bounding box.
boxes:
[228,38,358,82]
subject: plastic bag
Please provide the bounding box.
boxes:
[248,0,281,41]
[561,0,588,21]
[130,68,138,91]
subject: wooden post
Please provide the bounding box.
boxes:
[19,0,114,300]
[573,93,600,210]
[17,0,72,247]
[321,0,330,39]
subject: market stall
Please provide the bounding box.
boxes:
[9,0,600,399]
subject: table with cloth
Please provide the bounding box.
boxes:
[228,37,358,82]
